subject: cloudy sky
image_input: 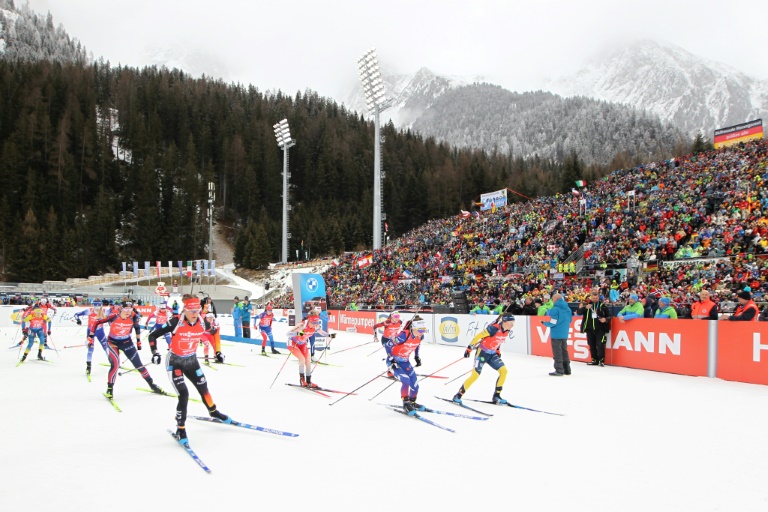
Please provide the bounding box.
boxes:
[22,0,768,103]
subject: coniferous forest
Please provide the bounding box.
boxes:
[0,58,598,281]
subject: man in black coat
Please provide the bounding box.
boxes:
[577,290,612,366]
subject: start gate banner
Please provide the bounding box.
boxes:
[716,321,768,386]
[606,318,708,376]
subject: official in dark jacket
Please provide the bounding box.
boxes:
[577,290,611,366]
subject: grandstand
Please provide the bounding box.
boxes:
[276,139,768,316]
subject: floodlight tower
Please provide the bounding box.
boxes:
[273,118,295,263]
[357,48,392,250]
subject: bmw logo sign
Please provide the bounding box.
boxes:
[306,278,319,292]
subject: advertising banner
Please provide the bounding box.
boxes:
[335,310,377,335]
[607,318,708,376]
[433,314,527,353]
[291,273,328,331]
[717,321,768,385]
[530,316,591,361]
[479,189,508,211]
[714,119,763,149]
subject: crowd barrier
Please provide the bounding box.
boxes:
[3,306,765,386]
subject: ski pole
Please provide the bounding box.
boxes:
[46,334,61,358]
[444,369,472,385]
[63,343,88,349]
[118,364,148,376]
[368,376,398,401]
[365,345,382,357]
[417,357,465,383]
[269,352,293,389]
[329,369,390,406]
[329,339,377,355]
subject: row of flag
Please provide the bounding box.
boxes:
[121,260,217,279]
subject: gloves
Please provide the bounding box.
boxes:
[496,348,501,356]
[215,352,225,363]
[87,338,94,349]
[415,356,422,367]
[76,318,82,326]
[373,333,378,342]
[389,360,399,370]
[151,352,161,365]
[136,340,142,350]
[464,345,473,358]
[329,333,336,338]
[48,330,52,336]
[23,328,30,336]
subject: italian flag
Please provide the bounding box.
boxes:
[575,180,587,188]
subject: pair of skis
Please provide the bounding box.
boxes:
[169,416,299,473]
[284,383,355,398]
[436,396,563,416]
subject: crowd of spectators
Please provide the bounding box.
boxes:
[274,139,768,315]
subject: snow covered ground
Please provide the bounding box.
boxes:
[2,320,767,512]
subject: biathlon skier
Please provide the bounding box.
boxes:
[452,314,515,405]
[373,311,404,377]
[385,315,427,414]
[74,300,110,376]
[146,302,174,349]
[93,301,164,399]
[287,317,335,388]
[19,308,50,362]
[148,296,231,445]
[256,303,280,355]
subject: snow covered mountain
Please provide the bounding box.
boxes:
[143,43,232,83]
[346,67,469,127]
[544,40,768,136]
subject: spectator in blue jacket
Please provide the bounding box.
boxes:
[542,293,573,376]
[240,296,253,338]
[231,296,242,338]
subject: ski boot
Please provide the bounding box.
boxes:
[261,348,267,356]
[599,359,605,367]
[299,373,308,387]
[149,382,165,394]
[271,348,281,355]
[402,397,417,416]
[86,361,92,375]
[204,355,209,363]
[175,426,189,445]
[105,385,114,399]
[210,409,232,424]
[492,386,508,405]
[214,352,225,364]
[587,359,599,366]
[452,386,466,404]
[305,374,319,389]
[37,351,45,361]
[408,396,426,412]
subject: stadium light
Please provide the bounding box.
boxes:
[357,48,392,250]
[273,118,295,263]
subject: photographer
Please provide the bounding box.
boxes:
[577,290,612,367]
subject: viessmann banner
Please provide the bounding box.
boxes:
[714,118,763,149]
[530,316,709,376]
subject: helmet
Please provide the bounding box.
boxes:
[266,303,273,310]
[390,310,400,320]
[502,314,515,322]
[205,312,215,319]
[40,298,47,304]
[411,319,427,332]
[122,301,133,309]
[34,308,44,315]
[92,300,103,308]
